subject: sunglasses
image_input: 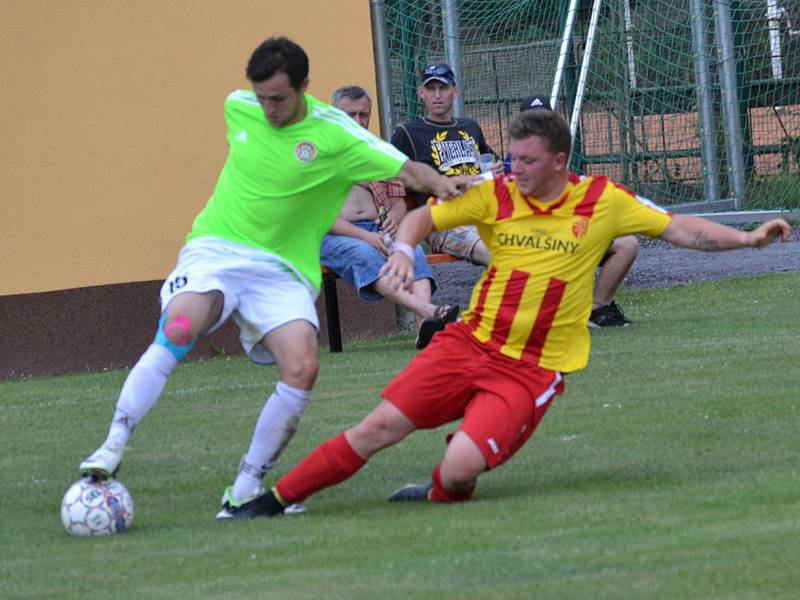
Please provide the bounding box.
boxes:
[422,64,454,78]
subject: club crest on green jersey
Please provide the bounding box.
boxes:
[295,142,317,163]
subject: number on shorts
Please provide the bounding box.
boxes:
[168,276,188,295]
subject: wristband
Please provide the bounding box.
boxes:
[389,241,415,264]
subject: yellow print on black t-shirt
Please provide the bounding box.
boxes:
[430,130,481,176]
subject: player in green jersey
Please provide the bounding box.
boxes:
[78,36,471,520]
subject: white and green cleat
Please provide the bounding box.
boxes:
[79,443,125,479]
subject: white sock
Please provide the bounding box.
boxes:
[105,343,178,449]
[232,382,311,501]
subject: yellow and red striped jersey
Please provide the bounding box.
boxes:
[430,173,672,372]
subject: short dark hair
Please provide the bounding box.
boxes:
[331,85,372,109]
[246,36,309,89]
[509,110,571,156]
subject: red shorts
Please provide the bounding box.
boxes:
[382,322,564,469]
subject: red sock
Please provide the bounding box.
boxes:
[275,432,366,504]
[429,464,475,503]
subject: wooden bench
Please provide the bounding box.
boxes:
[321,252,460,352]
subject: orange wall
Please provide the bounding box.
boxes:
[1,1,377,295]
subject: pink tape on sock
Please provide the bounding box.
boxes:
[163,315,193,345]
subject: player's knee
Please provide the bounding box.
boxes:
[469,241,490,267]
[154,313,197,361]
[280,354,319,389]
[350,409,408,455]
[164,314,196,345]
[440,461,482,490]
[440,433,487,488]
[617,235,639,258]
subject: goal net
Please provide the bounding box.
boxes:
[382,0,800,210]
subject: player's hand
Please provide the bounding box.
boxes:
[434,175,480,200]
[381,214,400,237]
[379,252,414,291]
[747,219,791,247]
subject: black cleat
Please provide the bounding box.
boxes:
[588,301,631,328]
[388,482,433,502]
[215,487,303,520]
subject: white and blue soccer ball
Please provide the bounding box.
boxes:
[60,477,134,536]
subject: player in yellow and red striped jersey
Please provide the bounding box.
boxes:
[231,109,790,518]
[435,170,669,372]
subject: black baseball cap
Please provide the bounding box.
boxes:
[420,63,456,86]
[520,94,552,112]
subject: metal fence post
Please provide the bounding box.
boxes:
[569,0,603,145]
[690,0,721,202]
[442,0,465,118]
[370,0,395,139]
[550,0,580,112]
[714,0,747,207]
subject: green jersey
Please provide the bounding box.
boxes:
[187,90,407,290]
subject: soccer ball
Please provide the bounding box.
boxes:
[60,477,134,536]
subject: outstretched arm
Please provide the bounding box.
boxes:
[660,215,791,251]
[396,160,476,202]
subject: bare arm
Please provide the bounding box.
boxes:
[395,160,477,201]
[329,217,365,237]
[659,215,791,251]
[395,205,435,248]
[328,218,390,256]
[378,206,435,291]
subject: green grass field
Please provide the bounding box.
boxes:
[2,274,799,599]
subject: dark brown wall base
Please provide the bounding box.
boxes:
[0,279,395,381]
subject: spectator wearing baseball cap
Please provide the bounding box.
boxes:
[389,62,501,266]
[519,94,552,112]
[420,63,457,87]
[504,93,553,173]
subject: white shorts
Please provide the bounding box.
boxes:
[159,237,319,364]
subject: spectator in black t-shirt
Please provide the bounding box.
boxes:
[390,64,501,266]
